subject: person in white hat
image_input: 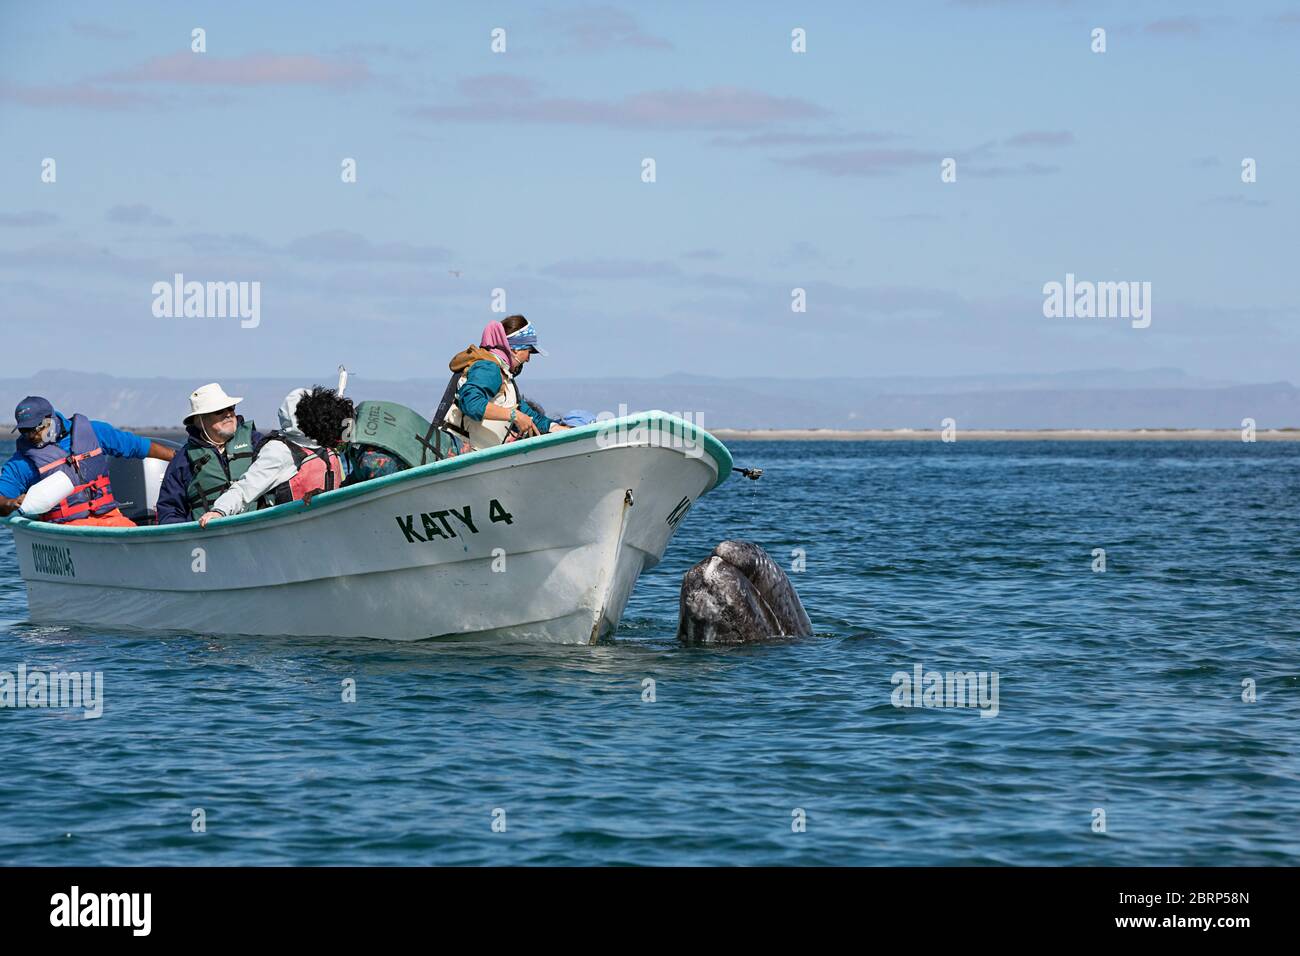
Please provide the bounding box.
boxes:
[198,385,352,528]
[155,383,264,524]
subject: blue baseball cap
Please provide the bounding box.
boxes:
[13,396,54,432]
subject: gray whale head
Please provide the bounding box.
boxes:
[677,540,812,645]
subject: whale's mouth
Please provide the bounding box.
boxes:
[678,541,812,645]
[706,555,789,635]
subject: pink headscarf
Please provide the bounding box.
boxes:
[480,321,513,370]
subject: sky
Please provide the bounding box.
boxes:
[0,0,1296,384]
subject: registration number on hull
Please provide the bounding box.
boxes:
[31,542,76,578]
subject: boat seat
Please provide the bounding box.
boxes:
[107,436,182,524]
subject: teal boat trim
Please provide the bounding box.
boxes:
[5,411,733,539]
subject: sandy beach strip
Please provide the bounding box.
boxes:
[710,428,1300,441]
[8,426,1297,443]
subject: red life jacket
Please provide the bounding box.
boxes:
[16,413,120,523]
[253,433,344,509]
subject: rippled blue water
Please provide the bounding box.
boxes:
[1,438,1298,865]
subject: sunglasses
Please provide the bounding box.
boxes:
[17,418,55,444]
[18,417,52,434]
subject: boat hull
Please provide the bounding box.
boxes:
[8,414,729,643]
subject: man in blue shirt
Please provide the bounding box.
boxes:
[0,396,175,525]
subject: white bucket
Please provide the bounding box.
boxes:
[20,471,75,516]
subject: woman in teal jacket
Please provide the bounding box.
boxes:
[442,316,569,450]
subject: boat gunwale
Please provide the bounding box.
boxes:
[4,410,733,539]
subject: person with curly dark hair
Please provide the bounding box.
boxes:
[292,385,355,446]
[199,386,353,528]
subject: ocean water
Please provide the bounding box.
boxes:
[1,438,1297,866]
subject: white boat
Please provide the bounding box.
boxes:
[5,412,731,643]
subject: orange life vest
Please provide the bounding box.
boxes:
[253,433,345,509]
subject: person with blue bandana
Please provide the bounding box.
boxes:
[0,396,175,525]
[438,315,570,452]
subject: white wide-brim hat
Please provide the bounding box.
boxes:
[185,383,244,422]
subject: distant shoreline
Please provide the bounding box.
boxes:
[710,428,1300,441]
[5,426,1298,443]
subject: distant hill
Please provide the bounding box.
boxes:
[1,368,1297,431]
